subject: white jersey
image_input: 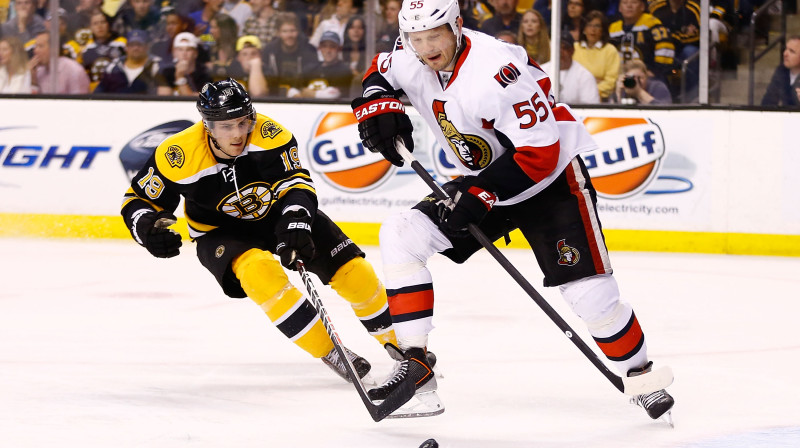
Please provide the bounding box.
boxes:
[363,29,598,205]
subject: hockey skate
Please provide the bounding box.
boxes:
[628,362,675,426]
[370,344,444,418]
[321,346,374,385]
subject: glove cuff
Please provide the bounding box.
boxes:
[353,96,405,123]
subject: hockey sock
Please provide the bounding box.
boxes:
[329,257,397,346]
[232,249,333,358]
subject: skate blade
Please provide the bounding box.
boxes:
[661,410,674,428]
[385,390,445,419]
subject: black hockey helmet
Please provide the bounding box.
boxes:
[196,78,255,122]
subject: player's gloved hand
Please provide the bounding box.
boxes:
[351,90,414,167]
[133,210,182,258]
[275,210,315,269]
[437,176,498,236]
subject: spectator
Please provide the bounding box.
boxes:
[242,0,279,45]
[563,0,585,42]
[309,0,358,48]
[112,0,161,38]
[29,31,90,94]
[517,9,550,63]
[156,31,211,95]
[532,0,551,26]
[541,33,600,104]
[262,12,318,97]
[293,30,351,99]
[481,0,522,36]
[610,59,672,104]
[221,0,252,31]
[649,0,701,101]
[341,14,366,82]
[376,0,400,53]
[207,13,238,80]
[225,34,268,96]
[1,0,46,47]
[573,10,619,101]
[189,0,224,39]
[495,29,517,44]
[0,35,32,93]
[761,35,800,107]
[81,8,127,91]
[150,10,193,63]
[609,0,674,81]
[63,0,102,44]
[94,29,161,94]
[43,7,83,61]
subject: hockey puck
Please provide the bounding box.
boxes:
[419,439,439,448]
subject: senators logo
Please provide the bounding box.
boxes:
[494,63,521,88]
[165,145,185,168]
[261,120,282,139]
[432,100,492,170]
[217,181,274,220]
[556,239,580,266]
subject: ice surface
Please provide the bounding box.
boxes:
[1,238,799,447]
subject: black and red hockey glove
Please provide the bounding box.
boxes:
[351,91,414,167]
[275,210,315,269]
[131,209,182,258]
[437,176,498,236]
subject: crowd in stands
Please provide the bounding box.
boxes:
[0,0,796,106]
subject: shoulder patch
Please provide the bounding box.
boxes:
[494,63,522,88]
[260,120,283,139]
[165,145,185,168]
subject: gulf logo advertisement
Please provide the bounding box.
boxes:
[306,112,396,192]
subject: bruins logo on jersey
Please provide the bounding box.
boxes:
[261,120,282,139]
[218,181,274,220]
[165,145,185,168]
[432,100,491,170]
[557,239,580,266]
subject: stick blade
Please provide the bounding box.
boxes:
[621,365,674,395]
[367,380,416,422]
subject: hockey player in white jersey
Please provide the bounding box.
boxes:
[350,0,674,421]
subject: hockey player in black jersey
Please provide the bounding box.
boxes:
[351,0,674,423]
[121,78,397,384]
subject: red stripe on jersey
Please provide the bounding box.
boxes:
[594,315,644,360]
[445,36,472,89]
[513,141,560,183]
[565,160,606,274]
[552,105,576,122]
[362,53,381,82]
[388,289,434,316]
[536,78,554,106]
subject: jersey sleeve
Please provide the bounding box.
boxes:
[477,55,563,201]
[360,51,402,96]
[120,149,182,240]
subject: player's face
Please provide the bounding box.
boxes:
[210,116,256,156]
[783,39,800,70]
[407,24,458,72]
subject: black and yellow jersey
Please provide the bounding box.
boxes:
[609,13,675,77]
[121,113,316,240]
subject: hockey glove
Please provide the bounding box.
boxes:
[132,210,182,258]
[275,210,315,269]
[351,91,414,167]
[437,176,498,236]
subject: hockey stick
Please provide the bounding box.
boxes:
[394,141,673,396]
[295,260,416,421]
